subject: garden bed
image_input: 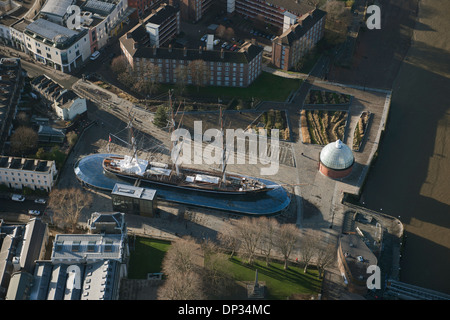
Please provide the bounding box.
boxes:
[305,89,352,105]
[300,110,347,145]
[352,111,372,151]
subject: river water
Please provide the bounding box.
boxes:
[360,0,450,294]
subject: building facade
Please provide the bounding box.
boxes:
[271,8,326,71]
[227,0,314,31]
[143,3,180,48]
[0,156,58,192]
[180,0,213,23]
[23,18,91,72]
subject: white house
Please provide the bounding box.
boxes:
[53,90,87,121]
[0,156,58,192]
[23,18,91,72]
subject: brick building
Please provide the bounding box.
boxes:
[180,0,213,23]
[271,8,326,71]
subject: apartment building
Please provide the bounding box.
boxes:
[226,0,314,32]
[127,0,164,18]
[143,3,180,48]
[271,8,326,71]
[180,0,213,23]
[0,156,58,192]
[121,26,263,87]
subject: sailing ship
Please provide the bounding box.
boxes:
[102,98,268,195]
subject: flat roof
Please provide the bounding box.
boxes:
[25,18,79,42]
[40,0,74,18]
[111,183,156,201]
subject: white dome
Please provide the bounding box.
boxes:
[320,140,354,170]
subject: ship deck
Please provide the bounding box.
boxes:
[74,154,291,216]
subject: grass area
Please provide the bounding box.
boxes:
[221,257,322,300]
[127,237,171,279]
[159,72,302,102]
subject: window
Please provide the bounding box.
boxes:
[72,241,81,252]
[87,241,96,252]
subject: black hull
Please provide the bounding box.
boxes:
[103,167,267,196]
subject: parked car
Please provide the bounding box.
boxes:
[214,39,220,45]
[90,51,100,60]
[28,210,41,216]
[221,42,228,48]
[34,198,46,204]
[230,44,238,51]
[201,34,208,42]
[11,194,25,202]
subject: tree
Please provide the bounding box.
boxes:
[117,67,134,87]
[48,187,93,232]
[158,236,206,300]
[232,217,263,265]
[134,62,161,96]
[215,25,226,38]
[188,60,209,92]
[316,242,336,279]
[258,217,279,266]
[224,27,235,41]
[111,55,128,75]
[10,126,38,156]
[299,230,320,273]
[153,105,169,128]
[274,224,300,270]
[66,131,78,147]
[217,225,241,259]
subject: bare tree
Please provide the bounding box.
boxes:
[188,59,209,92]
[134,62,161,96]
[157,269,206,300]
[117,67,134,87]
[215,25,226,38]
[158,236,206,299]
[48,188,93,232]
[224,27,235,41]
[10,126,38,156]
[274,224,300,270]
[258,217,280,267]
[217,225,241,259]
[299,230,320,273]
[315,242,336,279]
[233,217,263,265]
[111,55,128,75]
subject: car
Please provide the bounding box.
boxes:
[201,34,208,42]
[213,39,220,45]
[221,42,228,48]
[225,44,231,50]
[34,198,46,204]
[28,210,41,216]
[11,194,25,202]
[90,51,100,60]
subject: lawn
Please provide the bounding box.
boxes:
[127,237,171,279]
[221,257,322,300]
[159,72,302,102]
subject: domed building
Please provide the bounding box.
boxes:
[319,140,354,179]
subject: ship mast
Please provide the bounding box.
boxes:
[220,106,227,182]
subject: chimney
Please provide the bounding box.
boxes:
[220,48,224,59]
[251,38,256,45]
[153,45,157,55]
[183,47,187,57]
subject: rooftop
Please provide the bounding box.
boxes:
[319,139,355,170]
[112,183,156,201]
[40,0,74,18]
[0,156,55,172]
[51,233,125,263]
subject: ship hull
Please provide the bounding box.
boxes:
[102,156,268,196]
